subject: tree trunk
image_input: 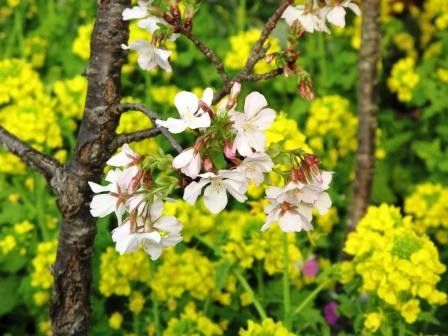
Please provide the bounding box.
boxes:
[347,0,381,229]
[49,1,130,334]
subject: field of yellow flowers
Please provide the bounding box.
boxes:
[1,0,448,335]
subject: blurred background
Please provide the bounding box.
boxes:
[0,0,447,335]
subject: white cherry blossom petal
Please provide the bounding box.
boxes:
[156,118,187,134]
[203,183,228,214]
[244,92,268,119]
[183,179,210,204]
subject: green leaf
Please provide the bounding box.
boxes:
[0,276,20,316]
[215,260,232,290]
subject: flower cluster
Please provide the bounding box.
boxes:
[224,29,281,74]
[387,57,420,102]
[239,318,294,336]
[89,146,183,260]
[0,59,64,174]
[31,240,58,306]
[282,0,360,33]
[156,85,332,230]
[163,303,224,336]
[404,183,448,242]
[90,82,333,258]
[306,95,358,167]
[121,0,179,72]
[99,247,152,297]
[344,204,447,324]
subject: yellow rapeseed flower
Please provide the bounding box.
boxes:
[239,318,294,336]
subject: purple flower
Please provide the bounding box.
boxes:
[324,301,339,326]
[302,257,319,277]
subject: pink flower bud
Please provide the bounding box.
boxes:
[227,82,241,109]
[203,157,213,171]
[198,100,214,118]
[265,53,276,64]
[299,79,315,101]
[224,140,236,160]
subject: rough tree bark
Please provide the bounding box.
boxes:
[49,1,130,334]
[347,0,381,229]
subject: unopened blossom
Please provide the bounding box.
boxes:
[172,147,202,179]
[183,170,248,214]
[112,200,182,260]
[325,0,360,28]
[122,40,172,72]
[261,199,313,232]
[236,152,273,185]
[231,92,276,156]
[89,166,139,224]
[282,5,329,33]
[107,143,142,167]
[156,88,213,133]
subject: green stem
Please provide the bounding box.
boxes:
[151,290,161,336]
[237,0,246,32]
[317,33,328,90]
[256,261,264,297]
[282,233,291,329]
[293,280,331,316]
[234,268,267,320]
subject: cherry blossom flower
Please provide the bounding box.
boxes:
[236,152,273,185]
[266,171,333,214]
[112,200,182,260]
[107,144,141,167]
[122,0,152,21]
[183,170,248,214]
[261,170,332,232]
[172,147,202,179]
[230,92,275,156]
[121,40,172,72]
[261,200,313,232]
[325,0,360,28]
[122,0,178,40]
[282,5,329,33]
[88,166,139,224]
[155,88,213,133]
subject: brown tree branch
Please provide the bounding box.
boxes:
[243,68,284,82]
[347,0,381,229]
[212,0,291,105]
[241,0,292,76]
[0,126,61,181]
[50,1,131,335]
[110,127,161,150]
[179,27,229,82]
[117,103,183,153]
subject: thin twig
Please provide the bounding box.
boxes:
[242,0,292,75]
[117,103,183,153]
[0,126,61,181]
[212,0,291,104]
[179,27,229,82]
[244,68,284,81]
[110,127,162,151]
